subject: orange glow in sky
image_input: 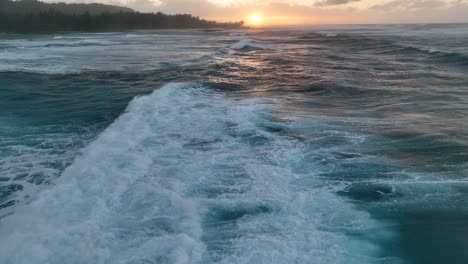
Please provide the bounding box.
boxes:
[249,14,263,26]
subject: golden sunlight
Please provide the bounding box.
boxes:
[248,14,263,26]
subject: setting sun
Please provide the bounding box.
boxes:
[249,14,263,26]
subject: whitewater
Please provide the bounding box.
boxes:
[1,25,468,264]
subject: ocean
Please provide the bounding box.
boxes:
[0,24,467,264]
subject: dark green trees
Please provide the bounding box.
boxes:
[0,0,244,33]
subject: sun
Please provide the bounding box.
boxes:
[249,14,263,26]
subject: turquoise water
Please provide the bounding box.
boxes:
[0,26,468,263]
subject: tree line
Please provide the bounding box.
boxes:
[0,0,133,15]
[0,0,244,33]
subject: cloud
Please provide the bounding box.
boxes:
[370,0,448,10]
[315,0,360,6]
[157,0,217,14]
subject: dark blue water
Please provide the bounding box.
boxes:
[0,25,468,263]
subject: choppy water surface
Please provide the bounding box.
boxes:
[0,25,468,264]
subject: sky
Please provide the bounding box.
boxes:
[47,0,468,25]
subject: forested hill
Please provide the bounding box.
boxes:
[0,0,134,15]
[0,0,245,33]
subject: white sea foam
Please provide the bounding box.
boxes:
[125,34,142,38]
[0,83,392,263]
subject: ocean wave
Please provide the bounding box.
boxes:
[308,33,468,68]
[0,38,117,49]
[45,39,118,48]
[0,64,95,75]
[321,32,338,37]
[0,51,63,61]
[229,32,247,36]
[0,83,388,263]
[0,121,96,218]
[430,50,468,66]
[230,38,267,51]
[380,45,468,66]
[0,57,209,75]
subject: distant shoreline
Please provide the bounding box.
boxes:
[0,28,249,35]
[0,16,245,34]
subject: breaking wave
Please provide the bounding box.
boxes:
[0,83,389,264]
